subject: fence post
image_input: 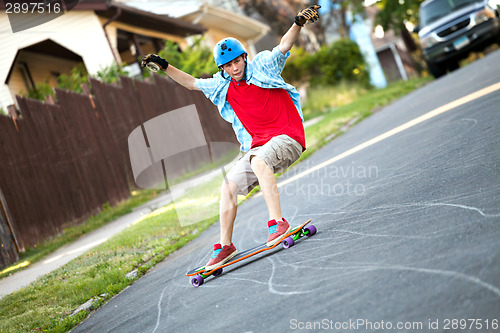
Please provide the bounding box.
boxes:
[6,105,19,132]
[0,187,20,269]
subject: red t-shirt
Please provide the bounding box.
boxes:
[226,79,305,150]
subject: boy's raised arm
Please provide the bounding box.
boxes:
[279,5,321,55]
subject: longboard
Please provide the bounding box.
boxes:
[186,219,316,287]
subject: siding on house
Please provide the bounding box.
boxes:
[0,10,115,108]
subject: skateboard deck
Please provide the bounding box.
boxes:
[186,219,316,287]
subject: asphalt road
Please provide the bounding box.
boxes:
[72,50,500,333]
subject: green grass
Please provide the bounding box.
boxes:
[302,81,371,121]
[0,77,432,332]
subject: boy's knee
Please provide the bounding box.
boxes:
[221,180,231,194]
[221,179,238,196]
[250,156,270,173]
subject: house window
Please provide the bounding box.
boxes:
[17,62,35,91]
[51,71,60,84]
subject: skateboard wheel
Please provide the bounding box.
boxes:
[191,275,204,287]
[213,268,223,277]
[304,225,317,236]
[282,237,295,249]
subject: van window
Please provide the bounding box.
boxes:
[420,0,483,26]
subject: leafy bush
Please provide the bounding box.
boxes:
[312,39,370,87]
[25,80,54,101]
[95,63,128,84]
[283,39,371,87]
[58,63,89,93]
[159,37,218,77]
[22,63,128,101]
[281,47,313,84]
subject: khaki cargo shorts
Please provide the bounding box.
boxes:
[225,135,303,196]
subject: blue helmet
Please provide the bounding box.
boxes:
[213,37,247,67]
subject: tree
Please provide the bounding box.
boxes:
[375,0,423,51]
[237,0,324,51]
[323,0,365,38]
[375,0,422,31]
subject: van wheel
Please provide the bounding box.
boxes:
[447,60,459,72]
[426,59,446,78]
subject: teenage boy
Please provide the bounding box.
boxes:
[142,5,320,270]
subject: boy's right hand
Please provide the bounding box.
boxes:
[141,54,169,72]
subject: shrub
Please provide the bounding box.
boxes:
[25,80,54,101]
[159,37,218,77]
[283,39,371,88]
[281,46,313,85]
[21,63,127,101]
[95,63,128,84]
[311,39,370,87]
[58,63,89,93]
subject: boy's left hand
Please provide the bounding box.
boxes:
[294,5,321,27]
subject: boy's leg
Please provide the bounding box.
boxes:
[250,135,303,220]
[219,178,239,246]
[204,179,239,270]
[250,156,282,221]
[219,151,259,245]
[250,135,303,246]
[204,152,258,270]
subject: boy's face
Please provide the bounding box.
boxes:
[222,55,246,81]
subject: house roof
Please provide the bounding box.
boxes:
[96,3,206,36]
[121,0,204,18]
[73,0,110,11]
[123,0,270,41]
[182,4,270,40]
[0,0,206,37]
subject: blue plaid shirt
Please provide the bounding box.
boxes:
[195,46,303,152]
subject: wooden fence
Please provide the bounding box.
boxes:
[0,75,238,267]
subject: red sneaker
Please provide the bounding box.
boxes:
[266,219,292,247]
[205,243,238,271]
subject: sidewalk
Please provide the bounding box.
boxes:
[0,118,321,299]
